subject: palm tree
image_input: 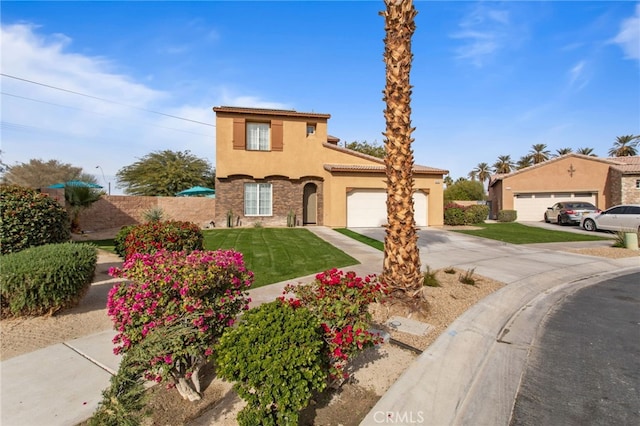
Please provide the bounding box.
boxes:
[381,0,423,307]
[472,162,491,186]
[554,147,573,157]
[576,147,596,156]
[516,155,533,170]
[65,186,102,233]
[493,155,514,174]
[528,144,551,164]
[443,175,454,187]
[608,135,639,157]
[467,170,477,181]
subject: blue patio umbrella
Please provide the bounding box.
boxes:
[48,180,103,189]
[176,186,215,196]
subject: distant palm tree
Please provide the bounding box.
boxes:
[554,147,573,157]
[381,0,423,306]
[472,162,491,183]
[576,147,597,156]
[528,144,551,164]
[443,175,454,187]
[493,155,514,174]
[608,135,639,157]
[516,155,533,170]
[467,170,477,181]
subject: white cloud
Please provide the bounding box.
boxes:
[612,4,640,61]
[568,60,589,90]
[450,5,513,67]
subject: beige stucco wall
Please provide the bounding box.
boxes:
[216,112,331,179]
[322,172,444,228]
[491,156,613,212]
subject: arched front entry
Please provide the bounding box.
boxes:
[303,183,317,225]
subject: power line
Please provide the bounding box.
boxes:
[0,73,215,127]
[1,92,215,138]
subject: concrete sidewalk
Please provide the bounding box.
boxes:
[1,226,637,426]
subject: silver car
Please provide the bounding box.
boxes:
[581,204,640,233]
[544,201,600,225]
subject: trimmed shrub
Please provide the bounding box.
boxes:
[0,243,97,318]
[216,301,327,426]
[498,210,517,222]
[122,220,203,260]
[443,203,466,226]
[107,249,253,401]
[284,269,386,383]
[465,204,489,224]
[0,184,70,254]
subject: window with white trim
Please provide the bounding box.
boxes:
[246,122,270,151]
[244,183,272,216]
[636,179,640,189]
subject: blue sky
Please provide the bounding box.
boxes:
[1,1,639,195]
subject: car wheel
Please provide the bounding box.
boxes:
[583,219,596,232]
[544,213,550,223]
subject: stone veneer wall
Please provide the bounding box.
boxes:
[215,176,323,227]
[77,195,216,231]
[621,175,640,205]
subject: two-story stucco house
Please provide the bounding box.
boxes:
[213,106,448,228]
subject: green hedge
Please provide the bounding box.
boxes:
[0,184,70,255]
[444,203,489,226]
[0,243,98,318]
[498,210,517,222]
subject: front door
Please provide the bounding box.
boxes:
[303,183,317,225]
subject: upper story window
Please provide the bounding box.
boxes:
[306,123,316,136]
[636,179,640,189]
[247,122,270,151]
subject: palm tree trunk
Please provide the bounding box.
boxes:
[381,0,423,303]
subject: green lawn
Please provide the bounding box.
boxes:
[451,222,611,244]
[334,228,384,251]
[83,229,359,288]
[203,228,358,287]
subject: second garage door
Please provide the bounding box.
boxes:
[347,189,428,227]
[513,192,597,222]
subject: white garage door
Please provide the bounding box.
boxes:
[513,192,597,222]
[347,189,428,227]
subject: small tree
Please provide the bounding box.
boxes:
[65,186,102,233]
[444,180,486,203]
[116,150,214,196]
[344,140,386,158]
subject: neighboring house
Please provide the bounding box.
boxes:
[213,106,448,228]
[488,154,640,221]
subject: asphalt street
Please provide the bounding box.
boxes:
[510,271,640,425]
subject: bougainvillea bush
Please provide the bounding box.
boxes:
[121,220,203,260]
[283,268,387,384]
[107,248,253,401]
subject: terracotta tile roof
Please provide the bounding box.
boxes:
[323,143,448,175]
[213,106,330,119]
[324,164,446,175]
[606,156,640,174]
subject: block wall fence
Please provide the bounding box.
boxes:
[76,195,216,232]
